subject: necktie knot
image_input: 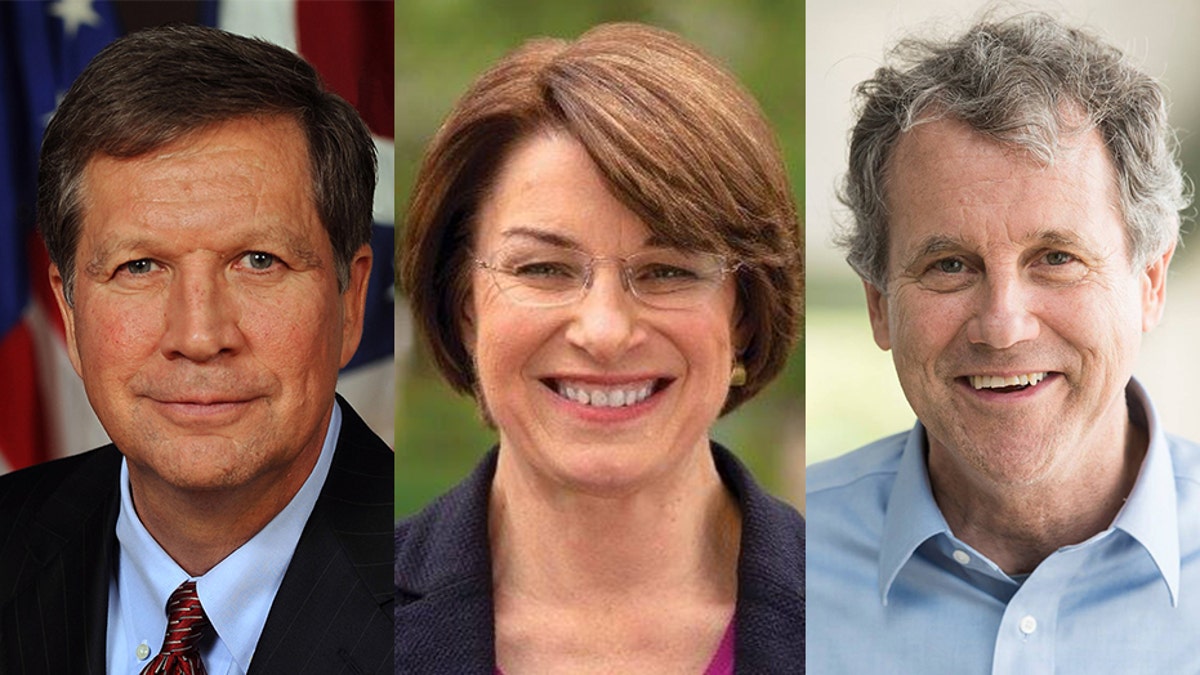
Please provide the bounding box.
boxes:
[142,580,209,674]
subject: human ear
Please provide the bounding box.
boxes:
[1140,241,1175,332]
[48,264,84,378]
[863,279,892,351]
[338,244,373,367]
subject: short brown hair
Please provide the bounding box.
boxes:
[400,22,801,414]
[39,23,376,304]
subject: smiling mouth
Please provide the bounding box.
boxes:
[546,379,669,408]
[967,372,1048,393]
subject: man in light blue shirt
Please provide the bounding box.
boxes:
[808,13,1200,672]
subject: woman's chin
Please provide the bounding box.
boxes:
[537,447,698,499]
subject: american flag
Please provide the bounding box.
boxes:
[0,0,395,473]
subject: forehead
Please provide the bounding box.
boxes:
[474,131,654,250]
[77,116,323,256]
[883,117,1123,253]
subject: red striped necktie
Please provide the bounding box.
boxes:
[141,580,210,675]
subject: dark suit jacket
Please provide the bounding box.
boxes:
[395,443,805,674]
[0,396,394,674]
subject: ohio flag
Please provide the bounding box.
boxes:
[0,0,395,474]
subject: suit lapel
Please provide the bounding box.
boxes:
[250,398,394,674]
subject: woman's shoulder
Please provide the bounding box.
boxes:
[710,443,804,533]
[395,448,498,599]
[711,441,804,577]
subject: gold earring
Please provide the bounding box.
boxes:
[730,360,747,387]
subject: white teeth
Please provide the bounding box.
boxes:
[557,381,655,408]
[969,372,1047,390]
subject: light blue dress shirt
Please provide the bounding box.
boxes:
[106,402,342,674]
[807,380,1200,673]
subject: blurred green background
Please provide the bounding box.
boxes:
[395,0,804,519]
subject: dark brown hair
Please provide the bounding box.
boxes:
[400,22,801,414]
[39,23,376,303]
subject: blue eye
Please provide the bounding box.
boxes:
[122,259,158,275]
[936,259,965,273]
[1045,251,1074,265]
[242,252,277,270]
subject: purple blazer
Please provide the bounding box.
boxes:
[395,442,805,674]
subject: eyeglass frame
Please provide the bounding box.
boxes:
[471,246,743,310]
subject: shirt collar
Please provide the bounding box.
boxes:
[116,400,342,672]
[878,421,951,605]
[876,379,1180,607]
[1112,378,1180,606]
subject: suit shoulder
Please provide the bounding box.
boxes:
[0,447,120,604]
[0,447,121,522]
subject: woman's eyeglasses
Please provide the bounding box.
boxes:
[475,244,740,310]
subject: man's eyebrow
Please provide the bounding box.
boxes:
[899,235,964,270]
[84,237,152,277]
[80,225,324,276]
[1031,229,1088,250]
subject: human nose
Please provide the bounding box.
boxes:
[159,270,243,362]
[965,271,1040,349]
[564,263,643,362]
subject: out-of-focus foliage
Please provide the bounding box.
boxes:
[395,0,804,519]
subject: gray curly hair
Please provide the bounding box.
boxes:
[837,12,1191,290]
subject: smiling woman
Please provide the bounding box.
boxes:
[395,22,803,675]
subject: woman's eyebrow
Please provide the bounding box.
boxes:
[499,226,579,249]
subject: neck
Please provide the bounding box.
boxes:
[928,406,1146,575]
[127,424,327,577]
[488,441,741,610]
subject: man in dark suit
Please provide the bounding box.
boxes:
[0,25,393,674]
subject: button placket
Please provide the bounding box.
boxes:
[991,546,1090,675]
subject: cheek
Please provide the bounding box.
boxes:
[1056,284,1143,362]
[889,294,949,352]
[75,295,163,375]
[240,289,344,370]
[887,293,971,380]
[676,313,735,377]
[474,305,548,381]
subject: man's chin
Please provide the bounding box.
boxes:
[123,436,270,493]
[938,435,1066,488]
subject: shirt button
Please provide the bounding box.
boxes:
[952,549,970,565]
[1019,615,1038,635]
[136,643,151,660]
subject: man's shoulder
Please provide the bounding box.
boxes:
[0,446,121,604]
[332,396,394,473]
[1166,432,1200,483]
[807,428,909,497]
[320,397,394,521]
[0,446,121,520]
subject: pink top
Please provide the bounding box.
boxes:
[704,618,736,675]
[496,619,736,674]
